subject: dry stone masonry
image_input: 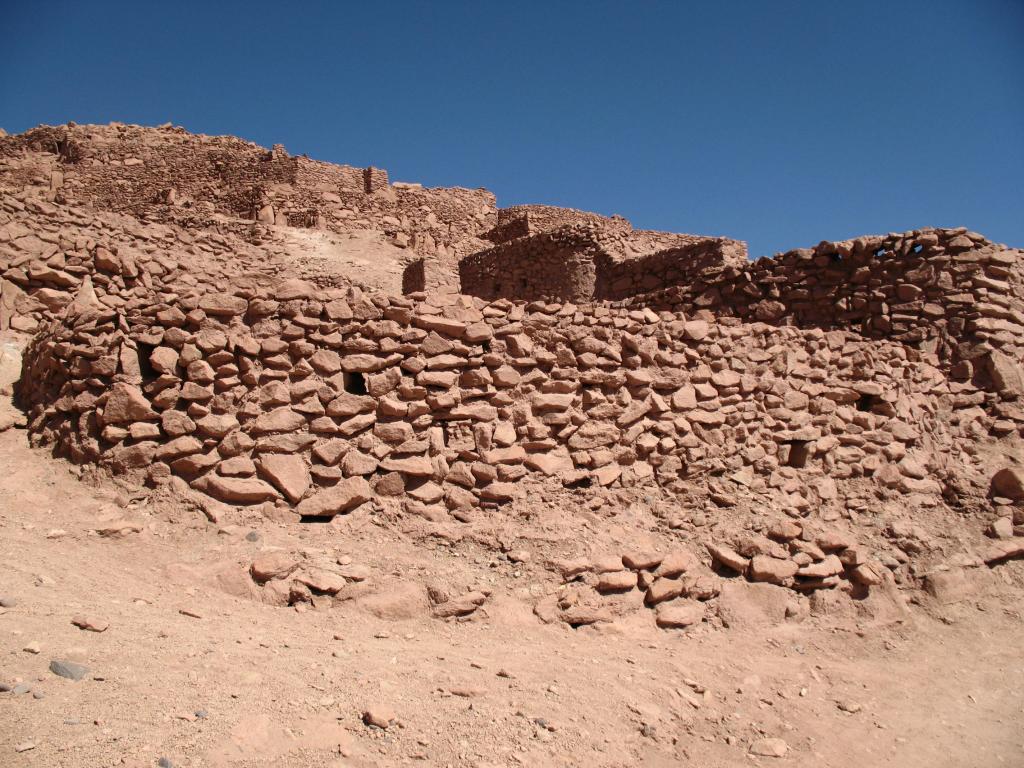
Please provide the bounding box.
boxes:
[3,121,1024,625]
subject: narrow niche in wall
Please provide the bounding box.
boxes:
[784,439,812,469]
[856,393,879,412]
[563,473,593,489]
[136,342,158,384]
[343,371,367,395]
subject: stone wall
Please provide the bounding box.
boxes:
[458,223,748,303]
[622,228,1024,378]
[0,123,498,258]
[401,253,461,295]
[362,166,389,194]
[596,238,749,301]
[459,225,602,302]
[483,205,632,245]
[19,260,1020,526]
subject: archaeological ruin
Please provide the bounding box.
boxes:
[1,121,1023,625]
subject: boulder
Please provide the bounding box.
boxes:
[990,467,1024,501]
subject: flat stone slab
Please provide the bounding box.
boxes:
[49,659,89,681]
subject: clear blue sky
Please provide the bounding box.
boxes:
[2,1,1021,256]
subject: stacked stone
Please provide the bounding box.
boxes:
[482,204,632,245]
[0,188,288,334]
[595,237,748,301]
[542,528,885,630]
[625,228,1024,366]
[0,123,498,259]
[459,224,606,302]
[19,271,970,525]
[362,166,389,194]
[458,222,746,303]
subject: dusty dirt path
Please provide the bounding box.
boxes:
[1,419,1023,767]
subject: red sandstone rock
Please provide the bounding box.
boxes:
[256,454,310,504]
[597,570,637,593]
[250,552,299,583]
[204,476,281,504]
[645,577,683,605]
[707,544,749,574]
[749,555,799,584]
[990,467,1024,500]
[380,456,433,477]
[294,477,372,518]
[251,408,306,434]
[101,384,157,425]
[654,601,704,629]
[199,294,248,316]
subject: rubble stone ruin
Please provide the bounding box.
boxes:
[1,121,1023,626]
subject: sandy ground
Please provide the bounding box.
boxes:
[277,228,410,294]
[1,405,1023,768]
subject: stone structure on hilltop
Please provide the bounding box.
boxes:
[2,121,1024,620]
[458,223,747,302]
[0,122,497,263]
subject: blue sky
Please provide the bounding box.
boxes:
[1,1,1021,257]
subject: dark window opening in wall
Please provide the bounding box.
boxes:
[137,342,158,384]
[343,371,367,395]
[481,340,491,354]
[874,247,886,258]
[912,244,923,254]
[829,252,843,263]
[440,422,450,446]
[856,393,879,412]
[784,440,811,468]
